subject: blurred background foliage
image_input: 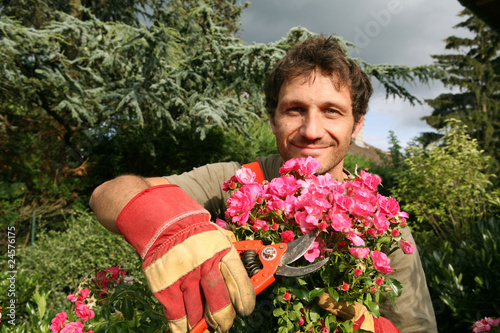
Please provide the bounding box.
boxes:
[0,0,499,332]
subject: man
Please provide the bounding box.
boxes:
[90,35,437,333]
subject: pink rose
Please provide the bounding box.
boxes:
[267,175,299,197]
[399,240,415,254]
[370,250,394,273]
[222,167,256,191]
[295,210,319,234]
[346,230,365,247]
[226,184,262,226]
[349,247,370,259]
[485,317,500,326]
[281,230,295,243]
[353,188,376,204]
[377,195,401,218]
[67,294,78,303]
[215,218,228,229]
[279,156,320,176]
[331,192,354,213]
[234,167,256,184]
[296,156,321,175]
[50,312,67,333]
[473,317,500,333]
[318,222,328,231]
[60,321,85,333]
[356,169,382,191]
[328,210,352,232]
[252,219,266,230]
[304,241,320,262]
[373,212,390,234]
[107,265,126,280]
[79,289,90,299]
[75,302,95,322]
[350,202,375,219]
[472,321,490,333]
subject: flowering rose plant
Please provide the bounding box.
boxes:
[472,317,500,333]
[48,265,170,333]
[49,265,134,333]
[219,157,415,332]
[50,288,96,333]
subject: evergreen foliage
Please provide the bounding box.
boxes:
[1,0,437,233]
[422,9,500,174]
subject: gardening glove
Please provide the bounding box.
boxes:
[317,292,400,333]
[117,184,256,333]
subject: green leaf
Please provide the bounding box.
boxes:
[327,287,340,302]
[363,298,380,318]
[309,287,326,300]
[309,309,321,322]
[273,307,286,317]
[120,297,134,321]
[101,305,111,321]
[33,289,48,321]
[474,276,484,287]
[386,278,403,298]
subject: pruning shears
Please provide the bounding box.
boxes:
[190,229,329,333]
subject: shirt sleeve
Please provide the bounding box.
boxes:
[165,162,241,220]
[379,227,438,333]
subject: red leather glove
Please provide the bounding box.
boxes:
[117,184,255,333]
[353,314,400,333]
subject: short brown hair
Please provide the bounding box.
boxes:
[264,35,373,125]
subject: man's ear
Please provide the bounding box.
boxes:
[270,115,277,135]
[351,115,365,139]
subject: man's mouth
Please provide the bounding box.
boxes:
[291,143,329,156]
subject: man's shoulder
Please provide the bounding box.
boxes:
[255,154,283,181]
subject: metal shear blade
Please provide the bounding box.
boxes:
[276,229,329,277]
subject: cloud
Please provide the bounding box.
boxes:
[238,0,467,150]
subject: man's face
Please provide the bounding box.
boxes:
[270,72,364,180]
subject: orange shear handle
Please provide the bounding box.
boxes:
[190,240,288,333]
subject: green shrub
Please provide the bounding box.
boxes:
[16,210,141,312]
[1,271,168,332]
[392,119,500,245]
[417,217,500,332]
[221,117,279,164]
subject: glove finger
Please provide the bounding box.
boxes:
[200,249,236,332]
[153,278,189,333]
[220,247,256,317]
[181,267,205,331]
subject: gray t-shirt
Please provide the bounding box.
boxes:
[166,154,437,333]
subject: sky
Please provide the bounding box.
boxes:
[236,0,468,151]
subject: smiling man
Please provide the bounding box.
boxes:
[90,35,437,333]
[271,73,361,178]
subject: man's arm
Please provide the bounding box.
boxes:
[89,175,169,234]
[379,227,438,333]
[88,172,255,333]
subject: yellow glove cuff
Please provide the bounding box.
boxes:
[317,293,375,332]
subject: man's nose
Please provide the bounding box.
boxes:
[299,111,325,140]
